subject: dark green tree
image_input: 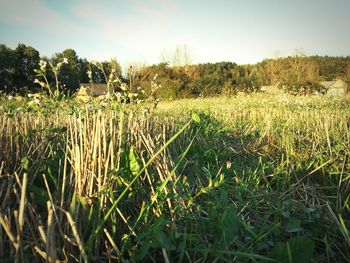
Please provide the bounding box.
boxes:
[52,49,80,94]
[0,44,15,93]
[13,44,40,92]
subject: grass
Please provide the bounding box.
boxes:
[0,93,349,262]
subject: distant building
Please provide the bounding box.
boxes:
[320,79,349,96]
[76,83,108,101]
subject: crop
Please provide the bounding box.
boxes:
[0,89,349,262]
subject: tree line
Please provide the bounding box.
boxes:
[1,43,349,98]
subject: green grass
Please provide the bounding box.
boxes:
[0,93,349,262]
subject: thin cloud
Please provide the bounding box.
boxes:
[0,0,86,37]
[71,0,182,60]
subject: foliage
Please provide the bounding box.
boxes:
[2,43,350,98]
[0,43,40,93]
[282,80,327,95]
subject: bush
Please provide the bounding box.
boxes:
[282,80,326,95]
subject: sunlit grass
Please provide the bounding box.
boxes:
[0,93,349,262]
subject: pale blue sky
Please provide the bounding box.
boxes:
[0,0,349,65]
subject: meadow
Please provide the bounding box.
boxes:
[0,92,349,262]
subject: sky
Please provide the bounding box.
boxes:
[0,0,349,65]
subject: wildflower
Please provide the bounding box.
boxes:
[116,92,122,102]
[8,95,13,100]
[63,57,68,64]
[226,160,232,169]
[137,86,142,90]
[120,83,128,91]
[34,79,46,88]
[87,70,92,79]
[113,78,121,84]
[39,60,47,69]
[34,98,40,104]
[111,68,116,73]
[28,93,33,98]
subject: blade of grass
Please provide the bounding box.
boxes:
[87,118,194,248]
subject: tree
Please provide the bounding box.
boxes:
[0,44,15,93]
[160,44,192,67]
[13,44,40,93]
[346,63,350,81]
[52,49,80,94]
[77,58,90,84]
[265,58,287,86]
[288,50,319,83]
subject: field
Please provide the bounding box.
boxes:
[0,93,350,262]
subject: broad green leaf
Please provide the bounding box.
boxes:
[135,240,151,261]
[20,157,29,170]
[285,218,302,233]
[191,112,201,123]
[268,236,314,263]
[129,145,140,176]
[28,185,49,207]
[70,193,78,219]
[155,231,176,251]
[220,207,240,245]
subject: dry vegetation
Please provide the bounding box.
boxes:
[0,93,349,262]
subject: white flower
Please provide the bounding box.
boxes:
[87,70,92,79]
[63,57,68,64]
[28,93,33,98]
[34,79,40,84]
[111,68,116,73]
[120,83,128,91]
[8,95,13,100]
[34,98,40,104]
[39,60,47,68]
